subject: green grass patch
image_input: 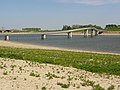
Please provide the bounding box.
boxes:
[0,47,120,75]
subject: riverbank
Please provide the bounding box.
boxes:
[0,46,120,75]
[0,41,120,90]
[0,57,120,90]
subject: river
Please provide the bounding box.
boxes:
[0,34,120,54]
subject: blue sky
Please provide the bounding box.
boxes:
[0,0,120,30]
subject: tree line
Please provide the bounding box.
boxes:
[62,24,120,31]
[105,24,120,31]
[22,28,41,32]
[62,24,103,30]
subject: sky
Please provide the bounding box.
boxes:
[0,0,120,30]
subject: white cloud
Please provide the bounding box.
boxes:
[59,0,120,5]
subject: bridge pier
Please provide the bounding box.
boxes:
[84,30,89,37]
[68,32,72,38]
[41,34,46,39]
[91,29,96,37]
[95,31,98,36]
[5,35,9,41]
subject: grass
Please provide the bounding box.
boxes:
[105,28,120,31]
[93,84,105,90]
[107,85,115,90]
[30,72,40,77]
[0,47,120,75]
[57,82,70,88]
[41,86,46,90]
[3,71,8,75]
[45,72,59,80]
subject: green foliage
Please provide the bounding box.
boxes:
[62,25,72,30]
[62,24,103,30]
[22,28,41,32]
[30,72,36,76]
[107,85,115,90]
[45,72,59,79]
[105,24,120,31]
[93,84,105,90]
[3,71,8,75]
[30,72,40,77]
[41,86,46,90]
[81,79,95,87]
[57,82,70,88]
[0,47,120,75]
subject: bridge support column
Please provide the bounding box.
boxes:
[68,32,72,38]
[91,29,93,37]
[84,30,89,37]
[95,31,98,36]
[41,34,46,39]
[91,29,96,37]
[5,35,9,41]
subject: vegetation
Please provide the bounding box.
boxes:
[0,47,120,75]
[107,85,115,90]
[62,24,103,30]
[22,28,41,32]
[30,72,40,77]
[45,72,59,80]
[41,86,46,90]
[93,84,105,90]
[105,24,120,31]
[3,71,8,75]
[57,82,70,88]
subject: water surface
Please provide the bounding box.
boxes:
[0,34,120,54]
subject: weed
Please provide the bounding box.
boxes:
[3,71,8,75]
[24,78,27,81]
[57,82,70,88]
[0,65,4,69]
[19,67,22,71]
[107,85,115,90]
[13,77,16,80]
[30,72,40,77]
[45,72,59,80]
[93,84,105,90]
[36,85,39,89]
[81,79,95,87]
[42,86,46,90]
[30,72,36,76]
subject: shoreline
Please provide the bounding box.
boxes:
[0,40,120,55]
[0,32,120,35]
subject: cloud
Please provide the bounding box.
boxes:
[59,0,120,5]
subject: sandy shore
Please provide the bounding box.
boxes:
[0,57,120,90]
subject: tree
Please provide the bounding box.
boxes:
[105,24,120,31]
[62,25,72,30]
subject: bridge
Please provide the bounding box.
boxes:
[40,27,104,39]
[2,27,104,41]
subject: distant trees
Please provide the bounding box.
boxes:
[62,24,103,30]
[62,25,72,30]
[105,24,120,31]
[22,28,41,32]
